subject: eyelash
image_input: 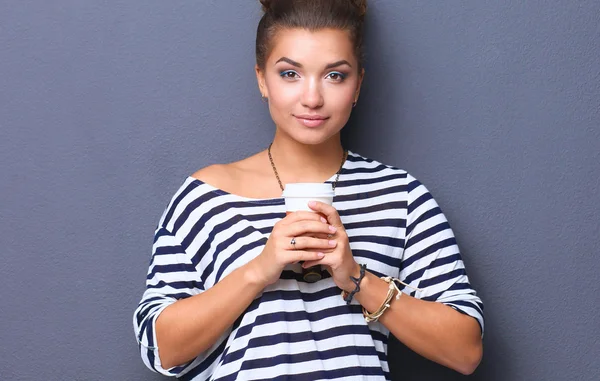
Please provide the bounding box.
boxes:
[280,70,299,80]
[279,70,347,82]
[327,72,347,82]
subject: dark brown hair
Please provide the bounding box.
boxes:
[256,0,367,71]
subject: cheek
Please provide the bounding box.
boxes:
[267,93,293,126]
[268,86,297,110]
[266,87,298,128]
[265,76,298,110]
[325,84,356,112]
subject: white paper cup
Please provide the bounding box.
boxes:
[282,183,335,212]
[282,183,334,283]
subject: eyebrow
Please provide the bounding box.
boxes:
[325,60,353,70]
[275,57,353,70]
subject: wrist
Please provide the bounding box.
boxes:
[353,273,404,316]
[342,262,362,292]
[352,271,375,306]
[341,263,367,304]
[241,258,269,290]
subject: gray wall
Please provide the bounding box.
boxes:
[1,1,598,380]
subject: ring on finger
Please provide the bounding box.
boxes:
[290,237,297,249]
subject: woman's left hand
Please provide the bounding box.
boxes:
[301,201,361,292]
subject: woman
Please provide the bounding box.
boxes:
[134,0,484,379]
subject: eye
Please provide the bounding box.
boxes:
[326,71,347,82]
[280,70,299,80]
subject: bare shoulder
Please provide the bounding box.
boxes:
[190,151,273,197]
[191,163,236,190]
[191,164,229,182]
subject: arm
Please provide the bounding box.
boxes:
[305,175,484,375]
[312,251,482,375]
[354,273,482,375]
[134,214,335,374]
[134,226,233,376]
[360,175,483,374]
[154,258,266,370]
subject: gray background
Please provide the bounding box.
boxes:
[1,1,598,380]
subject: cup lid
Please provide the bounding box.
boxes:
[282,183,335,198]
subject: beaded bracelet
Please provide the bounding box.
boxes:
[341,264,367,304]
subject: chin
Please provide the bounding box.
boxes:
[289,131,342,146]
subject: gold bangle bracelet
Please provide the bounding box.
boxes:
[362,280,398,322]
[362,276,424,323]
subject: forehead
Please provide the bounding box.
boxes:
[267,28,356,66]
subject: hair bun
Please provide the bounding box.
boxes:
[261,0,366,16]
[351,0,368,17]
[260,0,272,13]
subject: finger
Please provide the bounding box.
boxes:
[301,259,323,268]
[287,221,337,237]
[290,250,325,263]
[312,232,333,240]
[308,201,343,227]
[283,211,327,225]
[288,236,337,251]
[302,255,337,269]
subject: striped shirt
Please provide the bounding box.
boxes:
[133,151,484,380]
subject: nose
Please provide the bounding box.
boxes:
[300,77,324,109]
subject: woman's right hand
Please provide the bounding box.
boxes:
[248,211,338,287]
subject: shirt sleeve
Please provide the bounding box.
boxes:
[133,226,204,376]
[400,173,484,336]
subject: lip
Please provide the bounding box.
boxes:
[294,114,328,120]
[294,114,329,128]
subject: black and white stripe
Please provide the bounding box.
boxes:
[133,151,484,380]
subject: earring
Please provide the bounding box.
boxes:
[352,101,357,108]
[262,95,268,103]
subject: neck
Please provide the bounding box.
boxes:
[267,132,345,184]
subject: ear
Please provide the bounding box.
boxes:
[354,68,365,103]
[255,64,268,98]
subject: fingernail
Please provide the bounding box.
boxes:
[328,240,336,247]
[318,252,325,258]
[329,225,337,233]
[309,201,316,207]
[320,217,327,223]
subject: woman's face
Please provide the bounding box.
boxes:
[256,28,363,145]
